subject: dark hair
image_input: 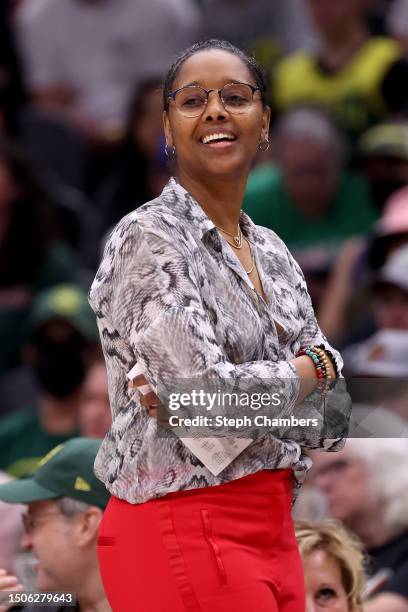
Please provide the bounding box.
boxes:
[96,77,166,231]
[163,39,267,110]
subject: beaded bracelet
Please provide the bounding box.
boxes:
[296,345,332,394]
[316,344,340,378]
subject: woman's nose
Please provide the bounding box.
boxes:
[203,91,227,121]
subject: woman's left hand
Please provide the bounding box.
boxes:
[128,375,159,418]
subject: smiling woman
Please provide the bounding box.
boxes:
[89,39,347,612]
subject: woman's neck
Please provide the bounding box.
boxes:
[176,170,247,233]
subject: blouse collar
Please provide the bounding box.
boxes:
[162,177,257,244]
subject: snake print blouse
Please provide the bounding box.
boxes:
[89,177,345,504]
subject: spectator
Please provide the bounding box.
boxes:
[368,186,408,269]
[312,440,408,611]
[0,137,77,374]
[0,284,98,478]
[94,79,169,241]
[244,108,377,254]
[295,519,366,611]
[357,122,408,211]
[199,0,317,60]
[273,0,407,141]
[370,243,408,330]
[318,187,408,344]
[340,243,408,370]
[0,438,111,612]
[15,0,199,147]
[79,358,111,439]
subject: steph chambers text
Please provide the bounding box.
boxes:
[168,415,319,429]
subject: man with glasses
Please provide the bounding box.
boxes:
[0,438,110,612]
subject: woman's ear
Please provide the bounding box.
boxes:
[163,111,174,148]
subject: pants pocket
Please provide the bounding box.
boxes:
[97,536,116,546]
[200,508,228,586]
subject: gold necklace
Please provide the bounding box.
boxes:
[245,239,255,274]
[215,224,243,248]
[217,230,255,275]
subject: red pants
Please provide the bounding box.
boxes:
[97,469,306,611]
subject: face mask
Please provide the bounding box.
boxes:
[33,338,87,398]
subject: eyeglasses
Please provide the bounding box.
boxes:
[21,511,62,534]
[167,82,261,118]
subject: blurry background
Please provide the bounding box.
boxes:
[0,0,407,609]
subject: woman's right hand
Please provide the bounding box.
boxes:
[0,569,23,612]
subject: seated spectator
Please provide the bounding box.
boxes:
[14,0,199,147]
[318,187,408,344]
[94,79,169,241]
[0,284,98,478]
[273,0,408,141]
[357,122,408,211]
[79,357,111,439]
[295,519,366,611]
[341,243,408,370]
[369,243,408,332]
[312,440,408,611]
[244,108,377,255]
[0,137,77,374]
[0,438,111,611]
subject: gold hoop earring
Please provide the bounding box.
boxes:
[258,138,270,152]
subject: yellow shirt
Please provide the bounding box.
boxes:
[273,37,402,138]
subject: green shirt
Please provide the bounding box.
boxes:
[0,409,79,478]
[243,164,377,252]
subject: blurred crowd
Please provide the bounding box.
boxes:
[0,0,407,610]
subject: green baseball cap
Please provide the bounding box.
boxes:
[0,438,110,509]
[27,284,98,344]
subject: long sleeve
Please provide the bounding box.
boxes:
[91,219,300,429]
[283,246,350,451]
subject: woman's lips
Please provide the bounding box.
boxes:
[201,139,237,149]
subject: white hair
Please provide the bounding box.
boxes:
[345,437,408,534]
[56,497,93,516]
[274,107,347,164]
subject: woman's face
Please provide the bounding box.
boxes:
[163,49,270,182]
[303,550,352,611]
